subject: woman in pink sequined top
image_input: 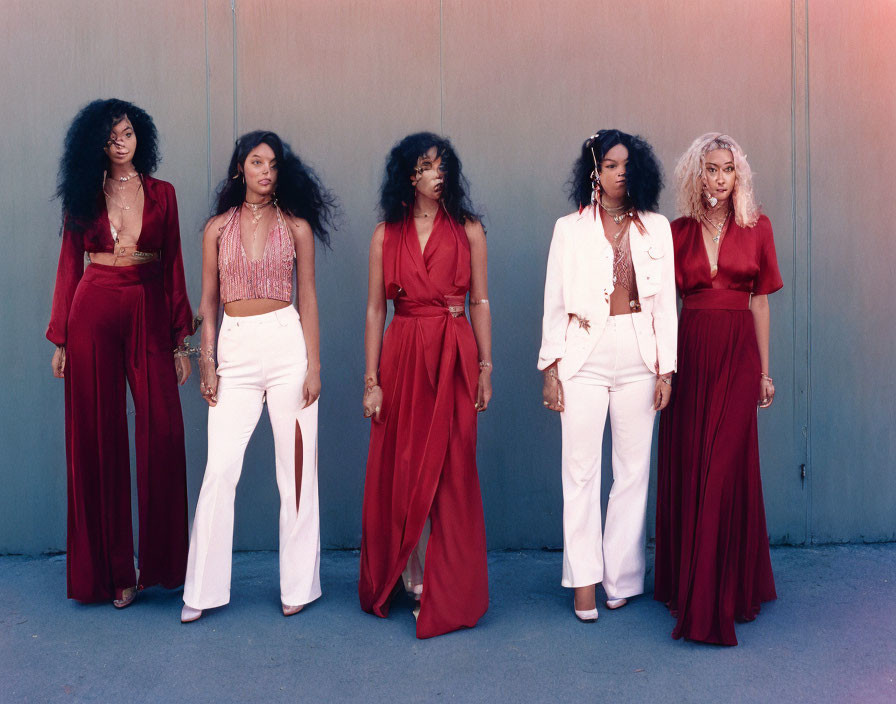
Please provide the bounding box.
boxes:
[181,131,336,623]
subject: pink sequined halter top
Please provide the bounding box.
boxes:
[218,206,295,304]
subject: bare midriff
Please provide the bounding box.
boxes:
[223,298,292,317]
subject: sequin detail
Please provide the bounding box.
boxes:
[218,207,295,304]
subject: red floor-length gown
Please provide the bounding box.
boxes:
[654,214,782,646]
[359,209,488,639]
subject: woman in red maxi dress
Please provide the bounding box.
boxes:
[655,133,782,645]
[359,133,492,638]
[47,99,194,607]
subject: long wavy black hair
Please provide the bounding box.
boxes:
[56,98,160,227]
[567,129,663,212]
[379,132,479,224]
[213,130,336,247]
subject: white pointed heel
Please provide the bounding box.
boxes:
[181,604,203,623]
[574,608,598,622]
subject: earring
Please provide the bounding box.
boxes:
[704,188,718,208]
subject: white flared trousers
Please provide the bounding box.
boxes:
[560,315,656,598]
[184,307,321,609]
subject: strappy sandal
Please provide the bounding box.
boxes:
[112,586,137,609]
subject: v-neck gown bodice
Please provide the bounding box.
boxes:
[359,210,488,639]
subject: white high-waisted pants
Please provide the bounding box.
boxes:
[560,315,656,599]
[183,307,321,609]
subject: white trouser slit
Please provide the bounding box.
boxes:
[184,307,321,610]
[560,315,656,598]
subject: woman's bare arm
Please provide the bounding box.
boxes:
[465,220,492,412]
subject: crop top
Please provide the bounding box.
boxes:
[46,176,194,348]
[217,207,295,305]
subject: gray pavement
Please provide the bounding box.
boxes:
[1,545,894,703]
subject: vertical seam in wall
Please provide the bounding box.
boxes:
[791,0,812,544]
[232,0,238,140]
[803,0,812,545]
[439,0,444,132]
[204,0,212,200]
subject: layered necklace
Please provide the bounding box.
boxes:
[599,197,633,224]
[702,208,730,243]
[244,199,273,224]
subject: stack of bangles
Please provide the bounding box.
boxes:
[198,347,216,396]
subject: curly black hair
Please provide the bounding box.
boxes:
[380,132,479,224]
[567,129,663,212]
[56,99,160,226]
[213,130,336,247]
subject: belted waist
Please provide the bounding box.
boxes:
[682,289,750,310]
[82,259,163,287]
[394,295,467,318]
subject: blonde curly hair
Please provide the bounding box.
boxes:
[674,133,760,227]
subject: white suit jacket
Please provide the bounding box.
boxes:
[538,208,678,381]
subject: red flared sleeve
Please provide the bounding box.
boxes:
[753,215,783,295]
[160,184,194,347]
[46,216,84,346]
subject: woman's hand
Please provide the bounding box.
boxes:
[198,354,219,407]
[654,375,672,411]
[363,384,383,422]
[542,366,564,412]
[175,356,192,386]
[759,374,775,409]
[52,345,66,378]
[303,368,321,408]
[475,368,492,412]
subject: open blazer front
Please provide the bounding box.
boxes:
[538,209,678,380]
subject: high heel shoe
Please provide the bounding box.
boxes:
[181,604,203,623]
[605,597,628,610]
[574,607,598,623]
[282,603,304,617]
[112,587,137,610]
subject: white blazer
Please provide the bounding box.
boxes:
[538,208,678,381]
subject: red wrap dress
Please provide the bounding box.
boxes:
[47,176,194,602]
[654,214,783,645]
[359,209,489,639]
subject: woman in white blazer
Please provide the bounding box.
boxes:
[539,130,677,622]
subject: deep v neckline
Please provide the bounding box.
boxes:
[103,179,147,248]
[413,207,443,261]
[700,217,731,282]
[239,208,282,263]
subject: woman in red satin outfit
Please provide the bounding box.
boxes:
[654,133,783,645]
[47,99,194,608]
[359,132,492,638]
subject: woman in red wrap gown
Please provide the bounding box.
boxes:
[359,132,492,638]
[654,133,782,645]
[47,100,194,607]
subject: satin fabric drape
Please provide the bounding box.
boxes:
[359,210,488,639]
[654,215,783,645]
[64,262,189,601]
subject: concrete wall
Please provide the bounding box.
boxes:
[0,0,892,554]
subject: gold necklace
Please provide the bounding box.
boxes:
[703,211,730,243]
[244,199,273,224]
[599,198,633,224]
